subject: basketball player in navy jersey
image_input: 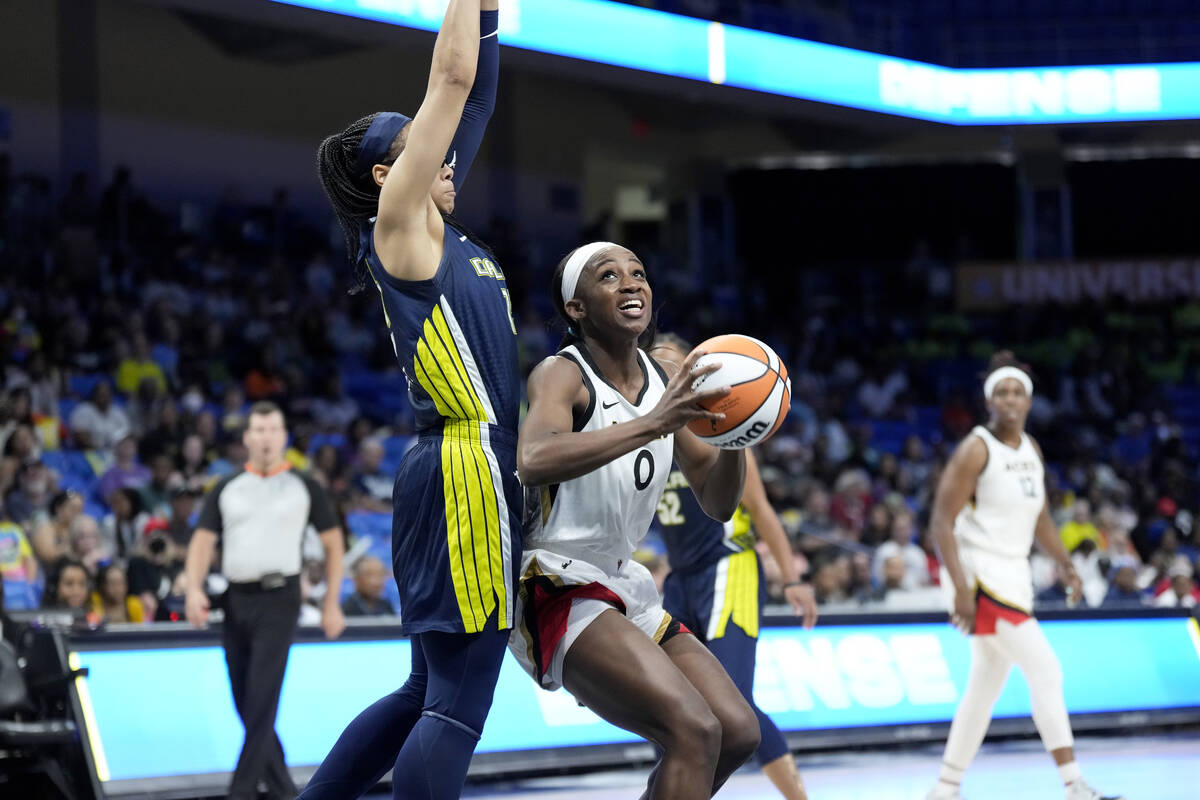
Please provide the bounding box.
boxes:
[512,241,760,798]
[927,352,1122,800]
[303,3,521,798]
[649,334,817,800]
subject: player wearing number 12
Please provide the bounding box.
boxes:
[511,241,760,798]
[927,351,1122,800]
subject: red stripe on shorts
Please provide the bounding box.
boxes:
[974,588,1030,635]
[529,579,625,681]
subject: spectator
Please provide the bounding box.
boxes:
[126,376,165,437]
[101,487,150,560]
[1102,557,1145,608]
[31,489,83,566]
[349,438,392,513]
[68,514,109,575]
[97,434,152,500]
[865,554,911,604]
[69,380,130,451]
[42,557,90,610]
[341,556,396,617]
[1059,498,1101,553]
[207,439,248,479]
[4,460,56,528]
[1153,558,1200,608]
[310,373,359,433]
[139,453,176,517]
[164,485,200,548]
[811,549,852,605]
[862,502,893,547]
[178,434,210,492]
[831,468,872,537]
[872,509,930,589]
[0,508,39,610]
[127,519,184,618]
[88,562,146,623]
[138,397,183,463]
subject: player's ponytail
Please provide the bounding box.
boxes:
[316,113,406,291]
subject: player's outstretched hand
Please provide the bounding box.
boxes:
[648,348,730,435]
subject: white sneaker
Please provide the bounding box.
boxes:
[1065,778,1124,800]
[926,783,964,800]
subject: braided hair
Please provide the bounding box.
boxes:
[550,246,658,351]
[316,113,407,292]
[317,113,495,292]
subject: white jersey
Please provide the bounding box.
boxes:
[954,425,1044,559]
[523,343,674,568]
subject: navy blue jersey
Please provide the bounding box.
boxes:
[653,463,755,574]
[361,219,521,634]
[362,219,519,434]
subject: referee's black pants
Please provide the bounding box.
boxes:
[223,579,301,800]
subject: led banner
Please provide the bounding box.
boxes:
[73,616,1200,784]
[267,0,1200,124]
[957,259,1200,310]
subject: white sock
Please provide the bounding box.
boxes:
[1057,760,1082,785]
[938,763,966,786]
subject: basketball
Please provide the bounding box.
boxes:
[685,334,791,449]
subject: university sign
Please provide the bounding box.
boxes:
[957,259,1200,310]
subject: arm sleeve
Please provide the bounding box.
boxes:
[447,9,499,192]
[195,477,229,537]
[303,475,340,531]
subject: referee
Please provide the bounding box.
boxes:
[184,401,345,800]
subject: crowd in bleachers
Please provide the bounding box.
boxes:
[1,157,1198,628]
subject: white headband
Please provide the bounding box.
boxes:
[560,241,619,305]
[984,366,1033,400]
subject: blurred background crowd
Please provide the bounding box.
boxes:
[3,153,1197,628]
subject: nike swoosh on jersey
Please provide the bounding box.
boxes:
[602,400,620,409]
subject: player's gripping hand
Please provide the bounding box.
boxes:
[648,348,730,435]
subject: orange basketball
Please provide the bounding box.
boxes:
[685,334,791,449]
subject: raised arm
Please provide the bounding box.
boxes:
[518,349,727,487]
[930,435,987,634]
[446,0,499,192]
[374,0,481,278]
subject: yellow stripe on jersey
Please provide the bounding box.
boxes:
[441,419,509,632]
[407,302,507,632]
[430,307,488,418]
[711,549,760,639]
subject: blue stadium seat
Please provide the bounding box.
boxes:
[308,433,347,454]
[68,373,106,400]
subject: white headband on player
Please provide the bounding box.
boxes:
[984,366,1033,400]
[560,241,619,305]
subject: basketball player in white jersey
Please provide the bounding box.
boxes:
[927,352,1123,800]
[510,241,760,799]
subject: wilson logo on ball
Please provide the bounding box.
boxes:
[686,333,791,451]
